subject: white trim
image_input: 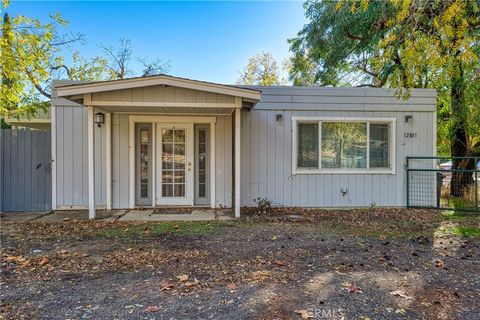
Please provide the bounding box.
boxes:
[318,122,322,169]
[128,115,217,209]
[292,117,397,175]
[56,75,261,100]
[292,116,396,123]
[155,123,194,206]
[129,118,135,208]
[105,112,112,211]
[390,120,396,174]
[51,104,57,210]
[87,106,96,219]
[234,107,241,218]
[210,121,216,208]
[129,115,216,124]
[90,101,238,109]
[291,120,297,176]
[152,123,156,207]
[366,122,370,170]
[108,112,231,116]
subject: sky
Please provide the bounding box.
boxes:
[6,1,307,84]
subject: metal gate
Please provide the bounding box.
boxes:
[0,129,52,212]
[406,156,479,212]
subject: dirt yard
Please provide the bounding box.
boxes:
[1,208,479,320]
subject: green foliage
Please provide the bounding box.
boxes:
[93,221,236,239]
[289,0,480,158]
[236,52,286,85]
[1,117,11,128]
[0,7,96,118]
[0,4,170,119]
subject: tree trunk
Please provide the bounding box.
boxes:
[450,62,474,197]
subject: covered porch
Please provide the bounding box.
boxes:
[55,75,261,219]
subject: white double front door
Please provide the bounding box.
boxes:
[156,123,194,206]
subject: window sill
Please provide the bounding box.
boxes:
[293,168,395,175]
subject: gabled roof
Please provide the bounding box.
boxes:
[55,74,262,101]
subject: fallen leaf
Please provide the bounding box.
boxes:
[390,290,413,300]
[227,283,237,290]
[63,217,70,221]
[271,235,278,240]
[159,282,174,291]
[185,280,199,287]
[5,256,21,263]
[145,305,160,313]
[39,257,49,266]
[274,260,287,267]
[59,249,68,254]
[294,309,313,319]
[342,282,363,294]
[436,260,446,269]
[177,274,189,282]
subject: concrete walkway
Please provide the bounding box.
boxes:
[1,209,234,223]
[118,209,234,221]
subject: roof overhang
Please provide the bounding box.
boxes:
[55,74,262,103]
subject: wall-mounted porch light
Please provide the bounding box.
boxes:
[276,114,283,122]
[405,115,413,123]
[94,112,105,127]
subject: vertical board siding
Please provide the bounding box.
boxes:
[0,129,51,211]
[56,112,234,210]
[55,106,106,208]
[111,114,130,208]
[53,85,435,210]
[241,109,435,207]
[215,115,233,207]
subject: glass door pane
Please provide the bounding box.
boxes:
[194,125,209,206]
[135,124,152,206]
[162,129,186,198]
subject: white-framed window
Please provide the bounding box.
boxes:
[292,117,396,174]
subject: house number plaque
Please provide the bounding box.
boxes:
[404,132,417,138]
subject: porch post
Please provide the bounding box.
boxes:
[234,105,241,218]
[87,105,96,219]
[105,112,112,211]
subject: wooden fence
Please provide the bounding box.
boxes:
[0,129,52,212]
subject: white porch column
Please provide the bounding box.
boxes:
[234,107,241,218]
[105,112,112,211]
[210,121,216,208]
[87,106,96,219]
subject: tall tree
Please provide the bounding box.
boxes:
[0,4,170,118]
[0,5,97,117]
[236,52,286,85]
[98,37,170,79]
[289,0,480,196]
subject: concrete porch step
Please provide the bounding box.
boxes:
[118,209,234,221]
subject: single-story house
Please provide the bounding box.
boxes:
[51,75,437,218]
